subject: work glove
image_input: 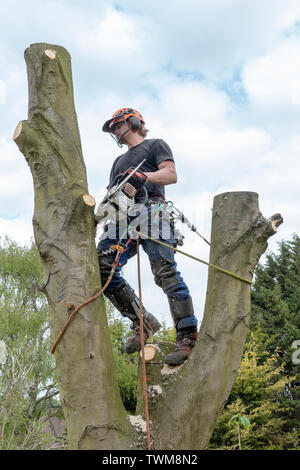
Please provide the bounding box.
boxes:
[123,168,148,192]
[121,168,148,201]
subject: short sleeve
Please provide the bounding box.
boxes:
[152,139,174,166]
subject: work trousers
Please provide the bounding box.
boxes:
[96,203,197,330]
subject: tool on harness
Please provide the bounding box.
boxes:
[160,201,211,246]
[95,159,148,225]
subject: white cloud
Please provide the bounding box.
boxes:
[0,216,33,245]
[120,0,296,81]
[0,80,6,104]
[0,136,33,217]
[93,9,142,56]
[243,36,300,107]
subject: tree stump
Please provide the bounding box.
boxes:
[136,192,282,450]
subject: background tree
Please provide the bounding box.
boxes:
[0,237,141,448]
[208,236,300,450]
[251,234,300,434]
[208,326,298,449]
[2,236,297,449]
[0,236,63,449]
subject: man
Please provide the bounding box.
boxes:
[96,107,198,365]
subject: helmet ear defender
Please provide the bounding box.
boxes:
[128,116,141,130]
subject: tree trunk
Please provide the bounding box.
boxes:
[136,192,282,449]
[14,43,283,450]
[13,43,131,450]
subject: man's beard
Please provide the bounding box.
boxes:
[117,128,130,146]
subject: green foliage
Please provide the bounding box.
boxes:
[5,233,298,449]
[251,234,300,433]
[106,303,138,414]
[0,237,64,449]
[208,328,298,449]
[154,322,176,343]
[0,235,174,445]
[208,234,300,450]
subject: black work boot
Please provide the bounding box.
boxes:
[165,327,198,365]
[125,315,161,354]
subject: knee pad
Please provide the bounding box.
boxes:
[150,258,179,293]
[105,281,139,322]
[98,249,115,283]
[168,296,194,324]
[106,281,161,334]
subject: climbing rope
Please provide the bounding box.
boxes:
[136,236,152,450]
[133,230,252,285]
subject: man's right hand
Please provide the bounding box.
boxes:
[123,168,148,192]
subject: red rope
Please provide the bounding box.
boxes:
[50,239,132,355]
[136,236,152,450]
[50,262,117,354]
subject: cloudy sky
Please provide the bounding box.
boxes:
[0,0,299,326]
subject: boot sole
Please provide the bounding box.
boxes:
[164,355,188,365]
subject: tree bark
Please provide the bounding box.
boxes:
[14,43,283,450]
[137,193,282,449]
[13,43,131,449]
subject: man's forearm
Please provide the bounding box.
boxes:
[144,167,177,185]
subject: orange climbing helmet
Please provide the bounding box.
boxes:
[102,107,145,133]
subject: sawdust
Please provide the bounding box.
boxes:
[160,362,184,376]
[128,415,147,433]
[148,384,163,396]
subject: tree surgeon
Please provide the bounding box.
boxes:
[96,108,198,365]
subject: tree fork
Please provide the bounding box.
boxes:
[13,43,283,450]
[13,43,131,449]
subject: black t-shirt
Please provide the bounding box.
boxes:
[108,138,174,198]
